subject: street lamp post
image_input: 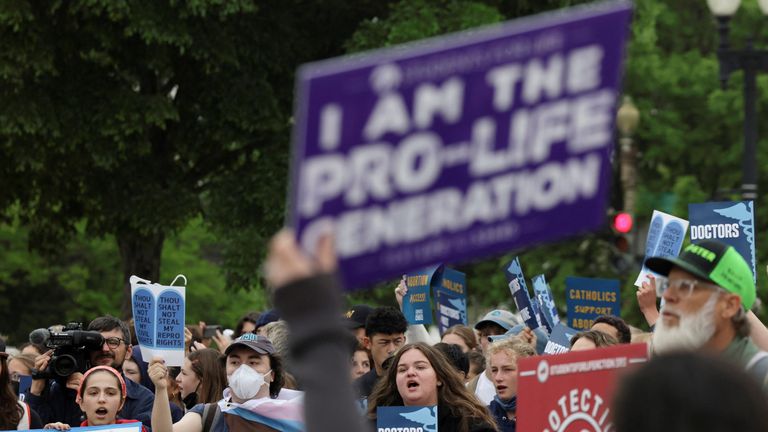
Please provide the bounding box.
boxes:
[616,96,640,216]
[707,0,768,201]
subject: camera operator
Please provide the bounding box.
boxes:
[26,316,155,429]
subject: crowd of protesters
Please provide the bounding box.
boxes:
[1,233,768,431]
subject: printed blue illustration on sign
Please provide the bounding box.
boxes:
[655,221,685,257]
[156,290,185,349]
[377,406,438,432]
[530,300,545,330]
[288,2,633,289]
[543,322,579,354]
[505,257,539,330]
[403,265,441,325]
[689,201,756,282]
[532,274,560,334]
[132,288,155,347]
[435,267,468,334]
[566,276,620,330]
[436,291,467,335]
[645,214,663,256]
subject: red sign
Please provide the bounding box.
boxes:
[517,344,648,432]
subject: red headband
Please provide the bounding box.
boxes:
[77,366,127,400]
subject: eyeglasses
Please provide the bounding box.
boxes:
[104,337,126,349]
[655,278,721,299]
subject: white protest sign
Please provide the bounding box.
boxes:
[130,274,186,366]
[3,423,143,432]
[634,210,689,287]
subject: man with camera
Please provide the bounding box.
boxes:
[26,316,155,429]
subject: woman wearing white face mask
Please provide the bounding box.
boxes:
[148,334,304,432]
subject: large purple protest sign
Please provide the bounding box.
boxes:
[289,1,633,289]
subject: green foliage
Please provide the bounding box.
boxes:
[345,0,504,52]
[0,216,268,344]
[3,0,768,334]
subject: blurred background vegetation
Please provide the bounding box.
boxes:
[2,0,767,344]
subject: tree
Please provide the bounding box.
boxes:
[346,0,768,328]
[0,0,389,317]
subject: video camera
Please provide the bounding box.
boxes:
[28,323,104,382]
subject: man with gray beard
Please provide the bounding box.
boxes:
[645,240,768,390]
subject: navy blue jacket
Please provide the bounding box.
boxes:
[488,399,516,432]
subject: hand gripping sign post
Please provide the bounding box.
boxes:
[289,1,633,289]
[130,275,186,367]
[517,343,648,432]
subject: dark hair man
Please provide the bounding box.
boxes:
[354,306,407,399]
[645,240,768,390]
[613,352,768,432]
[434,342,470,380]
[27,316,156,428]
[591,315,632,344]
[344,304,373,345]
[570,329,619,351]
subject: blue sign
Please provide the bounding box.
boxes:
[403,265,441,325]
[435,267,468,334]
[505,257,540,330]
[132,288,156,347]
[532,274,560,334]
[16,375,31,399]
[566,276,620,330]
[377,406,438,431]
[289,2,633,289]
[689,201,756,282]
[543,322,580,354]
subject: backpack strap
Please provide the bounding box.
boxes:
[201,403,221,432]
[746,350,768,387]
[746,351,768,371]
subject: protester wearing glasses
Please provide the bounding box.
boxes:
[644,240,768,390]
[26,316,155,428]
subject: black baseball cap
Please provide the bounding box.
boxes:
[224,333,275,356]
[345,304,373,329]
[645,240,755,309]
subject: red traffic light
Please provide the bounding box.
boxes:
[613,212,633,233]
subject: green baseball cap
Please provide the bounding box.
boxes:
[645,240,755,310]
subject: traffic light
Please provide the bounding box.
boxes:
[613,212,633,234]
[611,211,633,254]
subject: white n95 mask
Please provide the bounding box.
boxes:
[228,364,271,400]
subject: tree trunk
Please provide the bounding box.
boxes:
[117,231,165,319]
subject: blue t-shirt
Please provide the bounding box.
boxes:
[189,404,226,432]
